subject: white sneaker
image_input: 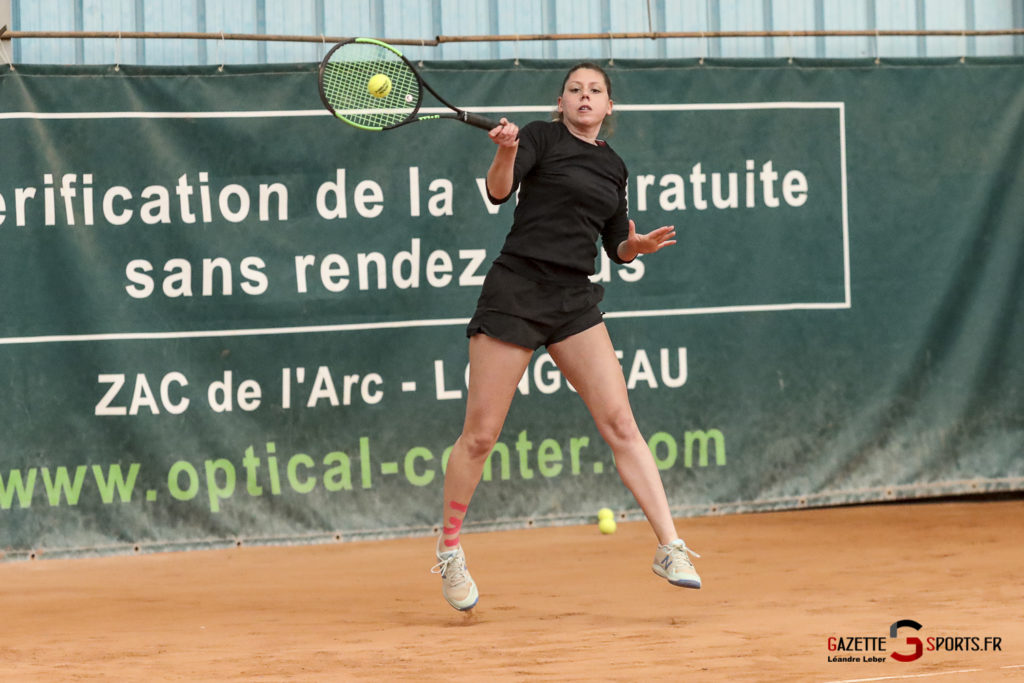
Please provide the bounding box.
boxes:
[431,545,479,611]
[652,539,702,589]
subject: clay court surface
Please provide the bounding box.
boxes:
[1,499,1022,682]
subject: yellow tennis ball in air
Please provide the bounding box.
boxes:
[598,518,617,535]
[367,73,392,98]
[597,507,614,522]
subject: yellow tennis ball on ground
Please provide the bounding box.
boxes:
[367,73,392,98]
[597,507,614,521]
[598,518,617,535]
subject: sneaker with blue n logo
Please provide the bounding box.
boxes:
[652,539,701,589]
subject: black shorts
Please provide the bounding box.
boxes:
[466,263,605,350]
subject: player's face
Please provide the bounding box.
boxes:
[558,68,613,130]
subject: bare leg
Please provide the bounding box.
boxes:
[440,334,534,551]
[547,323,679,545]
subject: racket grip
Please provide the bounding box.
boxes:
[461,111,502,131]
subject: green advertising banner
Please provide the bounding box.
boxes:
[0,58,1021,559]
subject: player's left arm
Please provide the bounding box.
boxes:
[603,164,676,263]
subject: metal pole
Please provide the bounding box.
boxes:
[1015,0,1024,55]
[0,0,11,65]
[0,26,9,66]
[2,28,1023,45]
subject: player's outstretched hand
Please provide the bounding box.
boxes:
[626,220,676,256]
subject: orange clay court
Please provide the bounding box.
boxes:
[1,498,1022,682]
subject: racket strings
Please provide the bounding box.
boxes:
[322,43,419,129]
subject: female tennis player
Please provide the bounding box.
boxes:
[430,63,701,611]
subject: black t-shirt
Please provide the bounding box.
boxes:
[487,120,632,284]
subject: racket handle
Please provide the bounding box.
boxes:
[460,111,502,131]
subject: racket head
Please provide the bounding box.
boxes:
[318,38,423,131]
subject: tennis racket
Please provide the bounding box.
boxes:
[318,37,501,133]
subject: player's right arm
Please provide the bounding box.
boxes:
[486,118,520,202]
